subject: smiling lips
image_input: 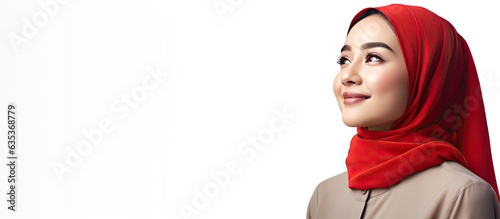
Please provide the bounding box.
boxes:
[343,92,371,105]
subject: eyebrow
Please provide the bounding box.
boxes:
[340,42,395,53]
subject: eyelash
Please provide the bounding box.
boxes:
[336,53,384,65]
[336,56,349,65]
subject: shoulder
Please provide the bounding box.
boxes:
[308,172,348,204]
[439,161,490,183]
[417,161,494,192]
[316,171,348,191]
[433,162,500,218]
[393,161,496,198]
[310,171,350,202]
[307,172,349,218]
[308,171,352,206]
[387,161,500,218]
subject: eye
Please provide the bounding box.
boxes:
[365,53,384,63]
[337,56,351,65]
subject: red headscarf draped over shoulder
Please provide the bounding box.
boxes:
[345,4,499,198]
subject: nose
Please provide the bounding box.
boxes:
[340,65,362,86]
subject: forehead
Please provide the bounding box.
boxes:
[345,15,397,47]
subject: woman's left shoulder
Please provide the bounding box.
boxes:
[405,161,495,195]
[438,161,495,189]
[384,161,500,218]
[433,162,500,218]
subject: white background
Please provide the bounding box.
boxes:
[0,0,499,218]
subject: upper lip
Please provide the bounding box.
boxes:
[342,92,371,99]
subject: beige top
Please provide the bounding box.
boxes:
[307,161,500,219]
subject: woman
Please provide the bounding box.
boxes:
[307,4,500,219]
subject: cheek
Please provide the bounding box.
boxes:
[365,66,409,114]
[333,73,342,96]
[366,67,407,94]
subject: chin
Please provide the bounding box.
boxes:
[341,117,365,128]
[343,116,397,131]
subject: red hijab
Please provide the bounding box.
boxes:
[345,4,499,198]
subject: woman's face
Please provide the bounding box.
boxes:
[333,14,408,131]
